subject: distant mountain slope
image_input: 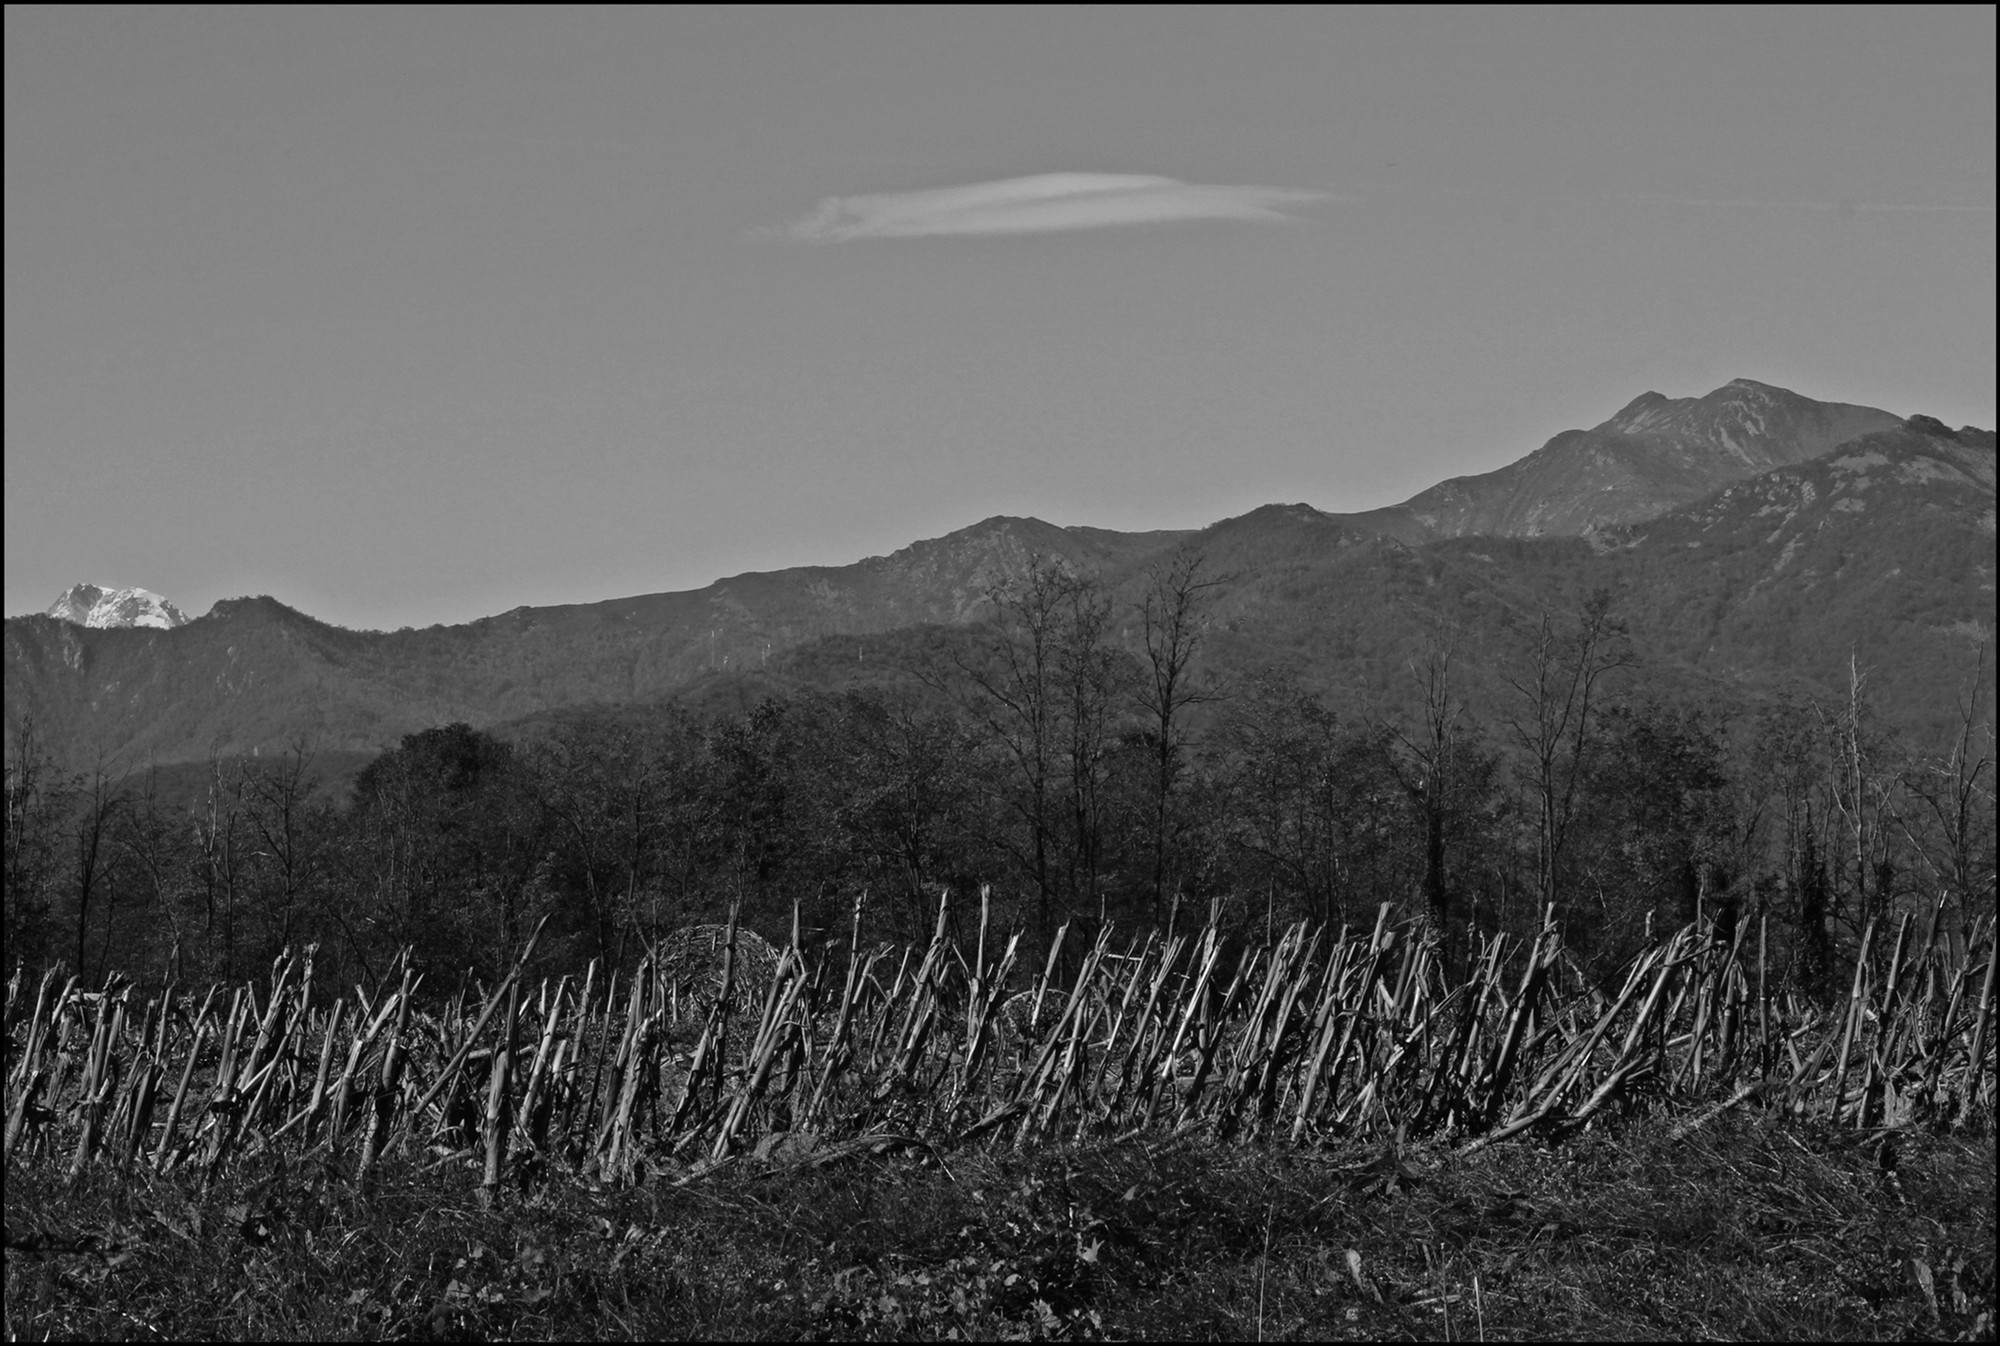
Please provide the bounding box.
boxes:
[528,418,1997,752]
[1,517,1188,766]
[693,420,1991,754]
[1344,379,1903,541]
[6,383,1984,770]
[1604,418,1996,721]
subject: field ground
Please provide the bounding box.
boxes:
[5,1110,1993,1342]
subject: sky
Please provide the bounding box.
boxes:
[6,5,1994,632]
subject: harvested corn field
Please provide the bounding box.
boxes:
[5,894,1995,1341]
[7,894,1992,1190]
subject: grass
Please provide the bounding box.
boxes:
[7,1109,1992,1341]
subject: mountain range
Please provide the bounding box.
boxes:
[6,380,1991,773]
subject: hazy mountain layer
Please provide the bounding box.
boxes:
[5,384,1987,770]
[2,517,1181,765]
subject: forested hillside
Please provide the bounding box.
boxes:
[6,536,1990,1023]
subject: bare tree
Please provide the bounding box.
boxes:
[1502,589,1634,918]
[1754,696,1836,1000]
[927,555,1126,929]
[1817,652,1903,938]
[192,753,249,981]
[1057,574,1127,923]
[243,737,322,954]
[3,716,71,969]
[1136,545,1226,921]
[1386,619,1464,949]
[115,764,193,986]
[1896,637,1996,951]
[926,556,1072,928]
[70,754,131,984]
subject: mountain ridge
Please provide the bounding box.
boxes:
[6,381,1987,769]
[1338,378,1906,542]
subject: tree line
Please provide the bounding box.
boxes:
[6,548,1992,1001]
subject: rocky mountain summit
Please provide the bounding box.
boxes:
[43,583,189,630]
[1342,378,1904,541]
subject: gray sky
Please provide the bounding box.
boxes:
[7,5,1994,631]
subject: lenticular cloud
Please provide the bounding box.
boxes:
[783,172,1332,241]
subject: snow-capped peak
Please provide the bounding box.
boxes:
[45,583,190,630]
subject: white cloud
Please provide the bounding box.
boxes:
[782,172,1333,241]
